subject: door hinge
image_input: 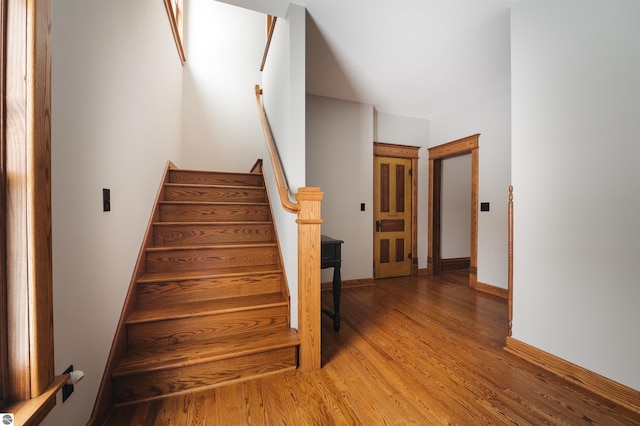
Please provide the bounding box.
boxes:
[408,253,412,259]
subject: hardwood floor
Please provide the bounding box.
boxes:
[105,272,640,425]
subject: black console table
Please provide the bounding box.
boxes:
[321,235,343,331]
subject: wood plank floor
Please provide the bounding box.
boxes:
[104,272,640,425]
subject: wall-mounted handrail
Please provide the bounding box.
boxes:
[254,84,323,372]
[254,84,300,214]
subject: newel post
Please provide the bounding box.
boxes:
[295,187,324,371]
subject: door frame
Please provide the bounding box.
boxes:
[427,134,479,288]
[373,142,420,277]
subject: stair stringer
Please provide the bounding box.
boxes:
[89,160,177,426]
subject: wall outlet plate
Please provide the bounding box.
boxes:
[480,202,490,212]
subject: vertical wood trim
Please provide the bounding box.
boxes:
[508,185,514,337]
[432,159,442,275]
[5,0,53,400]
[0,0,9,404]
[295,187,323,372]
[28,0,53,396]
[6,0,32,400]
[469,147,479,289]
[411,157,418,276]
[427,159,433,275]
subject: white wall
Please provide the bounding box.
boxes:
[429,79,511,288]
[182,0,265,171]
[306,95,374,282]
[261,3,307,328]
[428,6,511,288]
[511,0,640,390]
[441,155,472,258]
[46,1,183,425]
[375,112,430,270]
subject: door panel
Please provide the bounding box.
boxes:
[374,156,412,278]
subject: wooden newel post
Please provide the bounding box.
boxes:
[295,187,324,371]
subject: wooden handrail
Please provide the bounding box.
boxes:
[254,84,323,372]
[254,84,300,214]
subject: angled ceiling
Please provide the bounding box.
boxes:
[219,0,517,120]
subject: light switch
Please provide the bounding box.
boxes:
[103,188,111,212]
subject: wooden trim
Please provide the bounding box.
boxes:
[475,281,508,299]
[163,0,185,65]
[469,147,479,289]
[508,185,513,336]
[250,159,263,174]
[373,142,420,159]
[260,16,277,71]
[89,161,176,425]
[418,267,431,276]
[431,159,442,275]
[428,134,479,160]
[427,134,479,290]
[373,142,420,277]
[505,337,640,415]
[441,257,470,272]
[4,0,54,401]
[7,374,66,426]
[1,0,9,405]
[321,277,375,292]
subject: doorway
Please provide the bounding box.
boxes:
[428,134,479,288]
[373,143,419,279]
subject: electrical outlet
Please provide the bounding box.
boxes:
[360,203,365,211]
[62,365,74,402]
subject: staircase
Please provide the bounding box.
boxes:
[110,167,299,405]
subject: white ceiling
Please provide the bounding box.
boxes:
[221,0,517,120]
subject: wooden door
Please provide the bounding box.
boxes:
[374,156,412,278]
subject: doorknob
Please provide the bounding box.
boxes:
[376,220,381,232]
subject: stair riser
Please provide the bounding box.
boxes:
[164,186,266,203]
[137,273,283,307]
[112,347,296,404]
[127,306,289,347]
[153,223,274,246]
[159,203,271,222]
[169,170,264,187]
[145,246,278,273]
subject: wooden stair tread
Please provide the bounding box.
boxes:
[165,183,265,190]
[113,329,299,377]
[153,221,273,226]
[137,265,283,283]
[146,242,277,252]
[159,201,269,206]
[127,293,287,324]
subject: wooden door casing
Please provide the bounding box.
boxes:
[427,134,479,288]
